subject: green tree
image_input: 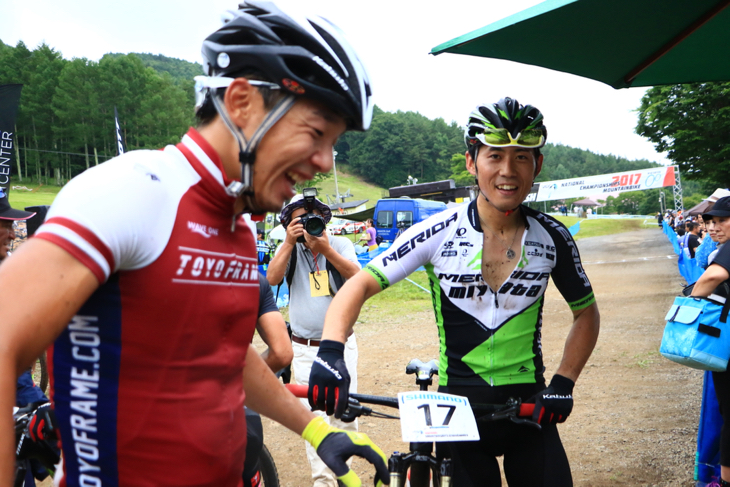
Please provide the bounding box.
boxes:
[550,163,571,181]
[341,108,463,188]
[97,54,150,153]
[52,58,101,174]
[137,71,191,148]
[24,44,66,183]
[636,82,730,187]
[107,52,200,107]
[449,153,472,186]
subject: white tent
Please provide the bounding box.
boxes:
[686,188,730,216]
[707,188,730,202]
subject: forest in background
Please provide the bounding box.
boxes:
[0,40,710,214]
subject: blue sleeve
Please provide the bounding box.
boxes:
[16,370,48,407]
[696,238,718,269]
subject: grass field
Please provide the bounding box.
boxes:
[7,183,60,210]
[359,269,432,318]
[554,215,580,228]
[314,168,385,207]
[553,216,653,240]
[4,176,652,247]
[345,216,656,323]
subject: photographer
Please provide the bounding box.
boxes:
[267,190,360,487]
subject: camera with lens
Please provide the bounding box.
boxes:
[297,188,326,243]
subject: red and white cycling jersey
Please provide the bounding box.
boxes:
[35,129,258,487]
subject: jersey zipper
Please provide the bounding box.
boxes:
[490,288,499,386]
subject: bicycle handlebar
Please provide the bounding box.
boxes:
[285,384,535,417]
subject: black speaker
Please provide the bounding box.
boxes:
[24,205,51,237]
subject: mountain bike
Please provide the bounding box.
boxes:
[256,444,279,487]
[287,358,537,487]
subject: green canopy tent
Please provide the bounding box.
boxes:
[431,0,730,89]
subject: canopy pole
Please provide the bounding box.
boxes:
[624,0,730,85]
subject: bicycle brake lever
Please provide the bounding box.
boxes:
[340,399,366,423]
[509,416,542,431]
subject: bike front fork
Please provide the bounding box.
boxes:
[388,449,453,487]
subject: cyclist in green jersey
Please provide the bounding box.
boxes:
[308,98,600,486]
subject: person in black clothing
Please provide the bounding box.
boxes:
[686,221,701,259]
[243,274,293,487]
[691,196,730,486]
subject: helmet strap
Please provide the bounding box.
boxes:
[211,92,296,212]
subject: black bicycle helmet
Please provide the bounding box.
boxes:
[201,1,373,131]
[464,97,547,150]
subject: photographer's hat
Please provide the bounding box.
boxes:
[0,186,35,221]
[279,193,332,228]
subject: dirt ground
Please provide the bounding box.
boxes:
[258,227,706,487]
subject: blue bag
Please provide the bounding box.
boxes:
[660,296,730,372]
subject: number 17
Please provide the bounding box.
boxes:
[417,404,456,426]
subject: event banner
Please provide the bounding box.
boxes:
[0,84,23,193]
[524,166,677,203]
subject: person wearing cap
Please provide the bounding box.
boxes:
[0,193,52,485]
[691,195,730,487]
[266,193,360,487]
[0,196,38,406]
[0,3,389,487]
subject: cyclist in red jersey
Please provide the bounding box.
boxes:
[0,2,388,487]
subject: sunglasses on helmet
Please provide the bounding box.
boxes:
[194,76,280,111]
[473,126,545,149]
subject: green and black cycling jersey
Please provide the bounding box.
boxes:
[364,200,595,387]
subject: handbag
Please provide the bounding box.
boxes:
[660,295,730,372]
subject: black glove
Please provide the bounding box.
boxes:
[28,403,57,442]
[531,374,575,425]
[308,340,350,418]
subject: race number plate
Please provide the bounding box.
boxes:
[397,391,479,442]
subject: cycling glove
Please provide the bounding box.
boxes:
[308,340,351,418]
[302,416,389,487]
[531,374,574,425]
